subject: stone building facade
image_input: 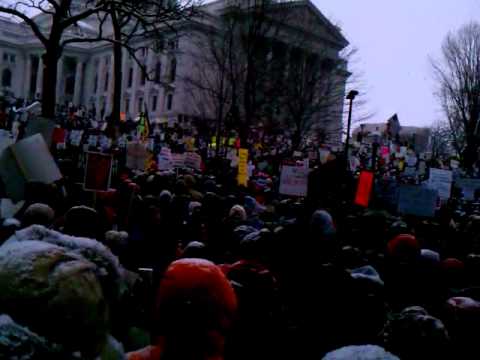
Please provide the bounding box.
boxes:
[0,0,349,141]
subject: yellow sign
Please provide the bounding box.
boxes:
[237,148,249,187]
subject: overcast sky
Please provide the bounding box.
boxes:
[315,0,479,127]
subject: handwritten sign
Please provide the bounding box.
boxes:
[279,165,309,197]
[428,168,453,200]
[158,147,173,171]
[126,142,148,171]
[354,171,374,207]
[398,185,437,218]
[84,152,113,192]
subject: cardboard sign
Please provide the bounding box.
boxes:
[84,152,113,192]
[237,148,249,187]
[126,142,148,171]
[279,165,309,197]
[398,185,437,218]
[354,171,374,207]
[455,178,480,201]
[0,134,62,202]
[428,168,453,200]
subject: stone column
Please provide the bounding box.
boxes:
[144,49,154,113]
[105,57,114,115]
[130,58,140,118]
[56,57,64,104]
[73,59,84,106]
[35,55,43,99]
[23,55,32,100]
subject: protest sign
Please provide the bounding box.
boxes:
[0,134,62,202]
[455,178,480,201]
[171,153,185,168]
[84,152,113,192]
[52,127,66,145]
[319,149,330,165]
[381,146,390,159]
[279,165,309,197]
[238,149,249,187]
[428,168,453,200]
[398,185,437,218]
[88,135,98,147]
[158,147,173,171]
[126,142,148,171]
[69,130,83,147]
[185,152,202,171]
[354,171,374,207]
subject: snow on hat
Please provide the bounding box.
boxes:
[387,234,420,260]
[350,265,384,287]
[421,249,441,263]
[0,240,109,357]
[154,259,237,334]
[322,345,399,360]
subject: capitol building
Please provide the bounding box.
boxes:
[0,0,349,140]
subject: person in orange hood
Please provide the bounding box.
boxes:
[128,259,237,360]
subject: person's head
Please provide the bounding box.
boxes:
[153,259,237,358]
[0,241,109,358]
[323,345,400,360]
[22,203,55,228]
[387,234,420,263]
[310,210,336,238]
[104,230,129,258]
[229,205,247,222]
[382,306,450,360]
[182,241,208,259]
[63,206,99,239]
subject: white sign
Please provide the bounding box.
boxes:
[428,168,453,200]
[279,165,309,197]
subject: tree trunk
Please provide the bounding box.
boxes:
[41,49,59,119]
[110,6,122,139]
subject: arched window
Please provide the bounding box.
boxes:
[2,68,12,88]
[169,58,176,83]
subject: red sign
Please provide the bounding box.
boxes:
[355,171,374,207]
[84,152,113,192]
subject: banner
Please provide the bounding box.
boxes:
[398,185,437,218]
[237,148,249,187]
[428,168,453,200]
[84,152,113,192]
[185,152,202,171]
[279,165,309,197]
[172,153,186,168]
[354,171,374,207]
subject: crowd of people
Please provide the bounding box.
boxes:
[0,152,480,359]
[1,98,480,359]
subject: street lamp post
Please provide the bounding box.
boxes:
[344,90,359,170]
